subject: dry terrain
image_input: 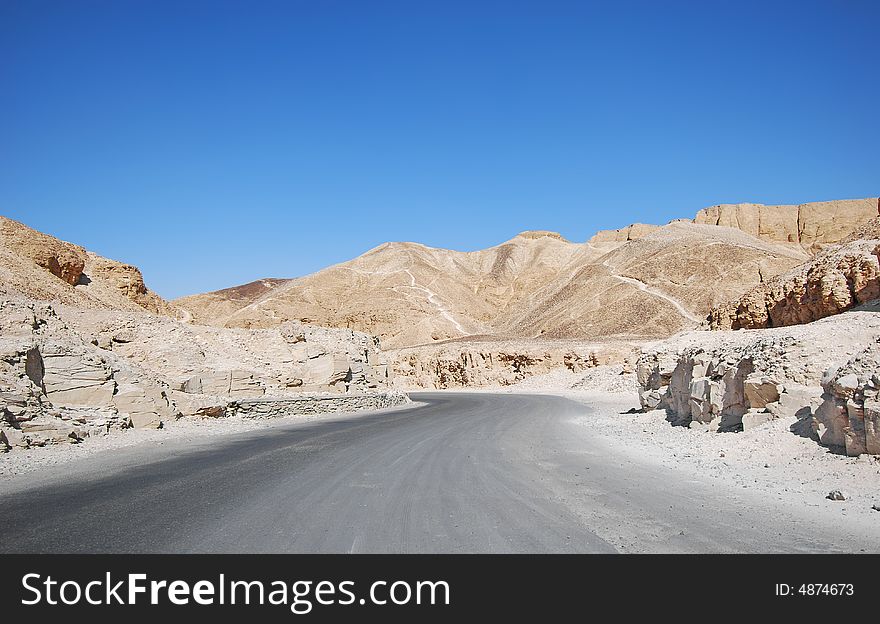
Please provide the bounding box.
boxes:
[3,196,879,523]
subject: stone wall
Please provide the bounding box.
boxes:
[228,391,410,419]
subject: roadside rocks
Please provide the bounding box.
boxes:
[41,347,116,406]
[636,311,880,456]
[827,490,849,501]
[112,381,177,429]
[177,370,265,398]
[228,391,410,419]
[812,339,880,456]
[636,343,791,431]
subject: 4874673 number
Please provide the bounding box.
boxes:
[775,583,854,597]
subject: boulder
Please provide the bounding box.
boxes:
[41,351,115,406]
[743,374,781,409]
[813,339,880,455]
[112,382,176,429]
[742,409,776,430]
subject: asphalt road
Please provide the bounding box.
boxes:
[0,392,872,553]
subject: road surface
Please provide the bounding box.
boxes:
[0,392,873,553]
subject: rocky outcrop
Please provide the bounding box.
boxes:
[635,309,880,454]
[588,223,659,244]
[694,198,879,252]
[0,292,406,451]
[87,254,176,315]
[112,380,177,429]
[710,231,880,330]
[40,347,116,406]
[812,339,880,456]
[0,217,87,285]
[636,341,799,432]
[390,341,633,389]
[176,370,266,398]
[0,216,180,317]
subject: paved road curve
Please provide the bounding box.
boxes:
[0,393,874,553]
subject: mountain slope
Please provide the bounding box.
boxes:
[177,225,807,347]
[179,231,588,347]
[175,197,876,348]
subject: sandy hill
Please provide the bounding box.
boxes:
[178,231,590,346]
[506,222,808,341]
[174,198,879,347]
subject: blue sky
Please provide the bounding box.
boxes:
[2,1,878,298]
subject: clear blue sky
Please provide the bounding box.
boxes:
[2,1,878,298]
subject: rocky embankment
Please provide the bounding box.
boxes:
[0,298,404,453]
[389,340,636,389]
[636,310,880,455]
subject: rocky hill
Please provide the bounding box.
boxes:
[0,220,405,453]
[175,199,877,349]
[0,217,179,316]
[710,216,880,330]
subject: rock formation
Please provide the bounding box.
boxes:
[588,223,659,244]
[0,220,405,453]
[710,217,880,330]
[635,309,880,454]
[812,339,880,456]
[694,197,878,252]
[0,217,87,285]
[0,216,181,316]
[390,339,634,389]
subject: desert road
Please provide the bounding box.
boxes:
[0,392,874,553]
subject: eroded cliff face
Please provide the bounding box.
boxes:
[0,216,182,317]
[389,340,635,389]
[710,219,880,330]
[0,217,87,286]
[694,198,879,252]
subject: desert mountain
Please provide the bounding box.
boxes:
[176,198,879,349]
